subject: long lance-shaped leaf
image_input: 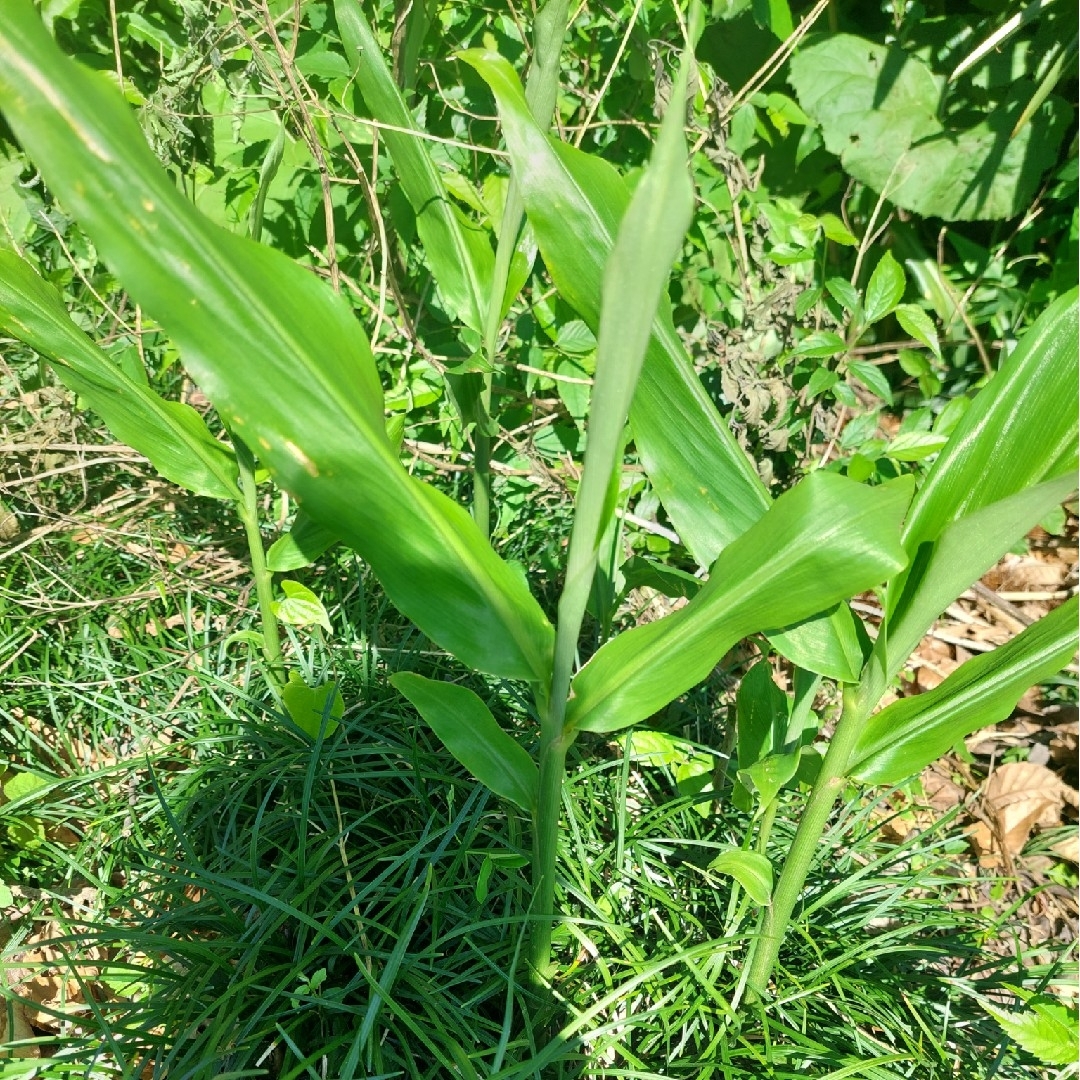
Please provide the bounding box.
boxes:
[391,672,538,813]
[334,0,493,335]
[880,290,1078,677]
[565,472,911,734]
[0,251,240,501]
[461,49,862,682]
[0,2,553,684]
[553,51,695,709]
[892,289,1078,602]
[460,49,768,564]
[881,474,1077,680]
[852,596,1079,785]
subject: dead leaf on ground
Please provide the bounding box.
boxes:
[968,761,1073,866]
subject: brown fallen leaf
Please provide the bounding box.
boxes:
[968,761,1070,866]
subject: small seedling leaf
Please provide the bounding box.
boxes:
[864,251,906,325]
[281,672,343,740]
[391,672,538,813]
[894,303,941,359]
[708,849,773,906]
[982,993,1079,1066]
[272,580,333,633]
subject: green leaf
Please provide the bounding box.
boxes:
[894,303,941,360]
[708,848,773,906]
[852,596,1078,784]
[790,34,1070,221]
[863,251,905,326]
[882,291,1079,675]
[738,754,800,809]
[737,660,790,769]
[884,475,1076,680]
[554,43,695,704]
[271,580,333,633]
[281,672,343,740]
[334,0,493,334]
[765,602,867,684]
[0,4,554,685]
[824,277,861,316]
[464,47,862,681]
[982,991,1079,1067]
[566,472,911,734]
[885,431,948,462]
[898,290,1078,560]
[266,511,339,572]
[391,672,538,812]
[792,331,846,358]
[620,556,702,601]
[460,48,770,566]
[0,251,240,501]
[847,359,893,405]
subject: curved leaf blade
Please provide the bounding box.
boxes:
[852,596,1078,785]
[0,250,239,501]
[566,473,911,734]
[708,849,773,906]
[335,0,493,334]
[0,4,554,683]
[391,672,538,812]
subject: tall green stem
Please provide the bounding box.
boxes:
[235,437,284,695]
[745,662,886,997]
[529,703,571,980]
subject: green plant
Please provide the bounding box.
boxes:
[0,0,1075,1011]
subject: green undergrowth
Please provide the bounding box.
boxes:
[1,546,1072,1076]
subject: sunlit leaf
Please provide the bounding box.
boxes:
[0,250,239,501]
[391,672,538,812]
[0,5,554,684]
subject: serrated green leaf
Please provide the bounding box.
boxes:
[864,251,905,325]
[825,277,861,315]
[847,359,893,405]
[708,848,773,905]
[894,303,941,360]
[982,993,1079,1066]
[391,672,538,812]
[792,331,846,358]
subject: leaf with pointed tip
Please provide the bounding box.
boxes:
[334,0,493,334]
[555,44,695,702]
[0,250,239,501]
[266,510,338,571]
[566,473,911,734]
[391,672,538,812]
[0,3,554,684]
[852,596,1078,785]
[460,48,768,565]
[281,672,343,740]
[462,47,858,680]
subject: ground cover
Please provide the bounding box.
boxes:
[0,0,1076,1075]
